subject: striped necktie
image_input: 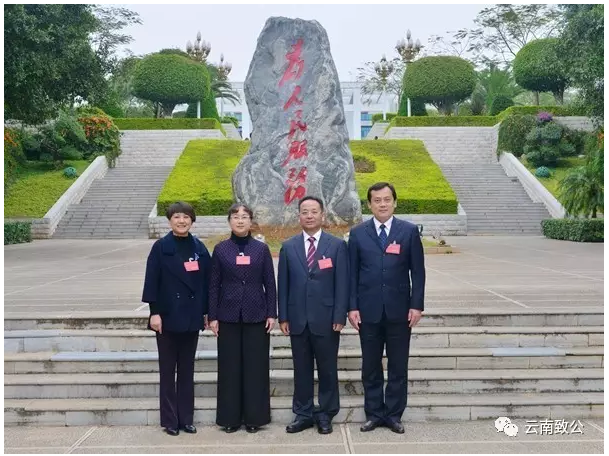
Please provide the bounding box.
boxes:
[379,224,387,249]
[306,237,316,270]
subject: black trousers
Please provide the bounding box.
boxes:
[290,325,340,422]
[216,321,271,427]
[359,319,412,424]
[156,330,199,429]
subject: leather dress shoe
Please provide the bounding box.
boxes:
[317,421,333,434]
[181,424,197,434]
[223,426,240,433]
[387,421,405,434]
[246,425,259,433]
[286,419,315,433]
[360,420,382,432]
[164,427,179,436]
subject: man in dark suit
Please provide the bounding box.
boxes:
[278,196,349,435]
[348,182,426,434]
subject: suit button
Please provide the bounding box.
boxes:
[383,269,386,272]
[242,280,246,285]
[190,295,194,299]
[382,284,386,288]
[176,293,180,298]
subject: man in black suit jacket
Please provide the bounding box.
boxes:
[348,182,426,434]
[278,196,349,435]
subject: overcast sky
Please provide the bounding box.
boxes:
[118,4,489,81]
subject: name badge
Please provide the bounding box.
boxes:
[184,261,199,271]
[318,257,333,269]
[386,242,401,255]
[236,255,251,265]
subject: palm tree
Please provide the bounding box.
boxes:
[207,64,240,105]
[477,64,524,113]
[558,146,604,218]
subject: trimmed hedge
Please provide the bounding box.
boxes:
[4,221,32,245]
[159,140,458,216]
[112,118,225,135]
[495,105,586,121]
[350,140,457,214]
[541,218,603,242]
[389,116,498,128]
[371,113,397,124]
[158,140,250,215]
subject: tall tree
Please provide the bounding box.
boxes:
[356,57,405,106]
[448,4,562,68]
[558,4,604,121]
[4,4,104,124]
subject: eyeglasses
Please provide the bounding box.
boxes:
[230,216,251,221]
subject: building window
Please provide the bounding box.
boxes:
[361,126,372,138]
[361,112,372,122]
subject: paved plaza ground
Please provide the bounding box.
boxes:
[4,236,604,453]
[4,236,604,314]
[3,420,605,454]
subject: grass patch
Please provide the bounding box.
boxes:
[4,160,91,218]
[159,139,458,216]
[350,140,458,214]
[521,156,586,198]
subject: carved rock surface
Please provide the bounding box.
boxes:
[232,16,362,226]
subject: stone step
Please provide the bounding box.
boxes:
[5,347,603,374]
[5,326,603,354]
[5,309,602,331]
[5,368,603,399]
[5,392,603,425]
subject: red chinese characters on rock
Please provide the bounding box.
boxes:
[279,38,309,206]
[284,167,308,204]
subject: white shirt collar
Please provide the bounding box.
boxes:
[373,216,394,234]
[303,229,322,243]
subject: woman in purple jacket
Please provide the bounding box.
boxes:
[208,204,277,433]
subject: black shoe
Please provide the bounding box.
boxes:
[317,421,333,434]
[223,426,240,433]
[246,425,259,433]
[181,424,197,434]
[164,427,179,436]
[360,420,382,432]
[387,421,405,434]
[286,419,315,433]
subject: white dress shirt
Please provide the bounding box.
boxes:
[303,229,322,254]
[373,216,394,237]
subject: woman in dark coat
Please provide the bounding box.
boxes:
[141,201,211,436]
[208,203,277,433]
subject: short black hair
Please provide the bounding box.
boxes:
[298,195,324,211]
[227,203,254,221]
[367,182,397,202]
[166,201,196,222]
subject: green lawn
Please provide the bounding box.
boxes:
[158,139,458,215]
[521,156,586,199]
[4,160,91,218]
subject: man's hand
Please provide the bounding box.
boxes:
[333,324,344,332]
[150,315,162,334]
[266,318,276,333]
[348,310,361,331]
[204,315,209,329]
[209,320,219,337]
[408,309,423,328]
[280,322,290,335]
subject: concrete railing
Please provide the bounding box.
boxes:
[11,156,109,239]
[499,152,565,219]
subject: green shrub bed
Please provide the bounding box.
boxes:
[541,218,603,242]
[4,221,32,245]
[113,118,225,134]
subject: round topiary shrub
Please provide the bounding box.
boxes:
[535,166,551,178]
[402,56,476,115]
[63,166,78,178]
[497,114,537,157]
[490,95,515,116]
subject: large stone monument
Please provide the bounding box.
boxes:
[232,17,362,226]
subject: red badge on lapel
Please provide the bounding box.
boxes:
[318,257,333,269]
[184,261,199,271]
[236,255,251,265]
[386,243,401,255]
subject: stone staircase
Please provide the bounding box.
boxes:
[386,126,551,234]
[365,122,389,139]
[222,123,242,139]
[53,130,224,239]
[5,309,603,426]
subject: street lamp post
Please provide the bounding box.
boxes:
[186,32,212,119]
[374,54,394,121]
[217,53,232,118]
[396,29,423,117]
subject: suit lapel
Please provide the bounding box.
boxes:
[292,235,309,274]
[311,231,331,272]
[385,218,403,247]
[163,235,197,292]
[365,219,383,251]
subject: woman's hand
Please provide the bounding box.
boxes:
[209,320,219,337]
[150,315,162,334]
[266,318,275,333]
